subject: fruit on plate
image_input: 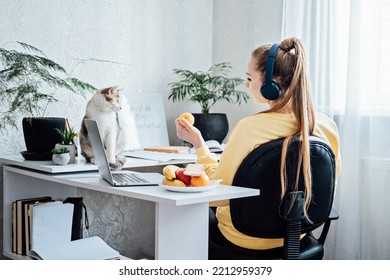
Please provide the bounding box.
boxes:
[162,165,180,180]
[175,168,192,186]
[161,163,211,187]
[162,177,186,187]
[162,165,187,187]
[178,112,195,127]
[190,172,210,187]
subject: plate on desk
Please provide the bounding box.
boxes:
[161,180,221,193]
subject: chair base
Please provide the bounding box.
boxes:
[208,234,324,260]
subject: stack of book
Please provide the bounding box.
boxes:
[12,196,55,255]
[11,196,119,260]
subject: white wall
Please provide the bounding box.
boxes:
[0,0,214,153]
[211,0,283,140]
[0,0,283,153]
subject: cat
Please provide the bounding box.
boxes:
[79,86,130,170]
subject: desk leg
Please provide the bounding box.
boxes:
[155,202,208,260]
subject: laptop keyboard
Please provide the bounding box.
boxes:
[112,173,150,184]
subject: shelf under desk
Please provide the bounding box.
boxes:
[2,163,259,260]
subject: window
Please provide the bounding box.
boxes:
[332,0,390,115]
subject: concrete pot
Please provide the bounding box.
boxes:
[52,153,70,165]
[55,143,77,164]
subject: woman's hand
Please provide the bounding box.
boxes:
[175,117,204,149]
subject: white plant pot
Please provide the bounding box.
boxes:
[52,153,70,165]
[55,143,76,163]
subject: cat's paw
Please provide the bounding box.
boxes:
[90,158,97,165]
[116,155,126,166]
[109,161,123,170]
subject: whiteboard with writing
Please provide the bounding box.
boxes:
[125,93,170,149]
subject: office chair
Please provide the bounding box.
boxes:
[209,136,339,260]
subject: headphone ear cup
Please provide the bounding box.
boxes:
[260,81,281,100]
[261,43,281,101]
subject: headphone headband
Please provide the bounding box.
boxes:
[264,43,279,85]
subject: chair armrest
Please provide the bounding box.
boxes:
[318,207,339,245]
[329,208,339,220]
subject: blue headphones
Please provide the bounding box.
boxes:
[260,43,281,100]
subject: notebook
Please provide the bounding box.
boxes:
[84,119,160,187]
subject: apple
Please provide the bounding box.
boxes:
[175,168,192,186]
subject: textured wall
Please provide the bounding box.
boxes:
[79,188,155,259]
[0,0,213,260]
[0,0,213,152]
[0,0,282,259]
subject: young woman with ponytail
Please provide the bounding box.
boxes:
[175,37,341,250]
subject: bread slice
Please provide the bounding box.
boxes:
[184,164,204,176]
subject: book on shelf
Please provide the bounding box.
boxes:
[12,202,16,253]
[15,196,52,255]
[27,236,120,260]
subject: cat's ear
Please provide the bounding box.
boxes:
[110,86,119,94]
[100,86,119,95]
[100,87,111,95]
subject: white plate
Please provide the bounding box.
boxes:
[160,179,221,193]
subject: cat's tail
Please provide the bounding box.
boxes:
[79,117,95,163]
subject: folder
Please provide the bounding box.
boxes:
[31,201,74,251]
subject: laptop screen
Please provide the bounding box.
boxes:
[84,119,115,184]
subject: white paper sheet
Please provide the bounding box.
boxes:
[124,150,197,162]
[28,236,120,260]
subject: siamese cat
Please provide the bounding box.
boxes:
[79,86,130,170]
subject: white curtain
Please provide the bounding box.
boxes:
[283,0,390,259]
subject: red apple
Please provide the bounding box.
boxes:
[175,168,192,186]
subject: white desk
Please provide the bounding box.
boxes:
[2,160,259,260]
[0,155,194,174]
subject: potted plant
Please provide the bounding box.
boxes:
[54,121,78,163]
[0,41,96,159]
[168,62,248,143]
[51,147,70,165]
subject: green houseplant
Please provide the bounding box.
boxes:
[51,147,70,165]
[54,124,78,163]
[168,62,248,142]
[0,41,96,158]
[55,125,78,145]
[51,147,70,154]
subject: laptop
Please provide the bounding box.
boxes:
[84,119,160,187]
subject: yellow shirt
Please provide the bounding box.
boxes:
[195,112,341,250]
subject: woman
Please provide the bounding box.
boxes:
[175,37,341,250]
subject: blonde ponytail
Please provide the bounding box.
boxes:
[252,37,315,219]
